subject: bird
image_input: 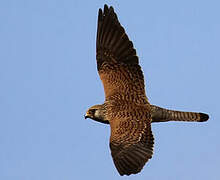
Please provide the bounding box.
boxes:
[85,4,209,176]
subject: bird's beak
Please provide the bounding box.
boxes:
[84,112,89,119]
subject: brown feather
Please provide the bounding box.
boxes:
[151,105,209,123]
[91,4,209,176]
[96,5,154,176]
[97,5,144,100]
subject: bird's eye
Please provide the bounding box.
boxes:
[90,109,96,114]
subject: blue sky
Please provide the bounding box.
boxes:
[0,0,219,179]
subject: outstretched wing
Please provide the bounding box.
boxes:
[109,104,154,175]
[96,5,147,101]
[96,5,154,175]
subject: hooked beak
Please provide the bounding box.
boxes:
[84,111,90,119]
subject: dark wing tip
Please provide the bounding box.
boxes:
[103,4,114,12]
[104,4,109,14]
[112,144,153,176]
[97,4,139,67]
[99,4,116,20]
[199,113,209,122]
[98,8,102,19]
[110,133,154,176]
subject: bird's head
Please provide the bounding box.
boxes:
[85,104,109,124]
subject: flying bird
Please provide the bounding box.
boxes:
[85,4,209,176]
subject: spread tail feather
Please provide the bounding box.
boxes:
[151,105,209,123]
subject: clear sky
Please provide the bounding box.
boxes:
[0,0,219,179]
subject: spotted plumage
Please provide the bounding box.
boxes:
[85,4,209,176]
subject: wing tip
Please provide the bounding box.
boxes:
[98,8,102,19]
[114,157,143,176]
[111,140,154,176]
[98,4,116,20]
[104,4,109,14]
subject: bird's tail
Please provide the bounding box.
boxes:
[151,105,209,123]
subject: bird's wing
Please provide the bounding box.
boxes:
[109,104,154,176]
[96,5,148,101]
[97,5,154,175]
